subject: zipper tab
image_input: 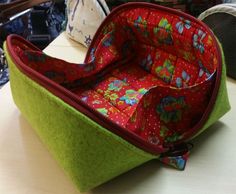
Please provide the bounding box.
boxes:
[159,143,193,170]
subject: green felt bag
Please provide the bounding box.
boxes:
[4,2,230,192]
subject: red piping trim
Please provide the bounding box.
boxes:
[85,2,222,146]
[7,2,222,154]
[6,34,167,155]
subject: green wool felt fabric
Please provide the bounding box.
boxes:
[4,36,230,192]
[4,44,156,192]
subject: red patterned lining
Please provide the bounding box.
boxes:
[12,6,218,147]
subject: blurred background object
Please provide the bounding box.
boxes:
[0,0,66,88]
[105,0,223,16]
[199,3,236,79]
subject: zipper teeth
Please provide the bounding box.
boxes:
[7,2,222,155]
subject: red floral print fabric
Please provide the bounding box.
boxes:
[13,6,218,148]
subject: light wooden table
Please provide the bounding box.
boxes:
[1,32,236,194]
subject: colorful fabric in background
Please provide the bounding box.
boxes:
[0,0,66,88]
[0,47,8,88]
[0,1,66,48]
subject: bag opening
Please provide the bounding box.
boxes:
[6,3,222,154]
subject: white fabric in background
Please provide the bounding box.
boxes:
[66,0,109,47]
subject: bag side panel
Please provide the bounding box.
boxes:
[4,43,155,192]
[191,42,231,139]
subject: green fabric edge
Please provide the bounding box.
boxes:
[4,38,230,191]
[4,43,156,192]
[190,41,231,139]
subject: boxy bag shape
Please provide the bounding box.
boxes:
[4,2,230,192]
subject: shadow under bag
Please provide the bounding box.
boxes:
[4,2,230,192]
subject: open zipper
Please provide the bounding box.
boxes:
[6,2,222,156]
[85,2,223,146]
